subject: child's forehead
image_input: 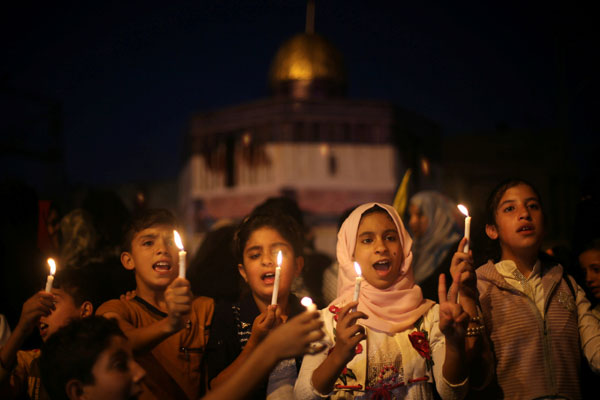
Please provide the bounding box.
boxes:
[94,335,131,368]
[498,184,539,204]
[358,211,396,231]
[245,226,290,246]
[50,287,73,302]
[133,224,175,239]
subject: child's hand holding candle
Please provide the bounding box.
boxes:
[300,296,325,353]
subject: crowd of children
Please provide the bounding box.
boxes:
[0,178,598,400]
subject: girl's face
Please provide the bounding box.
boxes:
[238,226,303,306]
[408,204,428,239]
[486,183,544,258]
[579,249,600,300]
[353,211,404,289]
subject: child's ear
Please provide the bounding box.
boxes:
[65,379,85,400]
[294,256,304,277]
[238,264,248,283]
[79,301,93,318]
[485,224,499,240]
[121,251,135,271]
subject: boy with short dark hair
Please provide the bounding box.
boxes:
[97,209,214,400]
[41,311,324,400]
[40,315,145,400]
[0,268,98,399]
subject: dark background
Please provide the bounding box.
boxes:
[2,0,597,190]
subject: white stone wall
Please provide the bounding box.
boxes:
[179,142,399,249]
[184,143,396,192]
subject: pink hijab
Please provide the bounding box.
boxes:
[332,203,434,333]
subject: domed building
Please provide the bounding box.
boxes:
[268,32,346,99]
[179,28,439,252]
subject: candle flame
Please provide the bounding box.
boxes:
[47,258,56,275]
[173,230,184,250]
[457,204,469,217]
[354,261,362,277]
[277,250,283,267]
[300,297,314,308]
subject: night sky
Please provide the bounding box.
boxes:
[2,1,597,187]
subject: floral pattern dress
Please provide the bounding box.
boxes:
[294,304,467,400]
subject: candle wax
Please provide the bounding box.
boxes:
[179,250,186,279]
[271,266,281,305]
[45,275,54,293]
[353,277,362,302]
[464,216,471,253]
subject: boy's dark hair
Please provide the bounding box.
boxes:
[40,316,126,400]
[234,212,304,264]
[485,178,543,227]
[52,267,103,311]
[122,208,178,252]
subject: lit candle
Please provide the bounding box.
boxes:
[45,258,56,292]
[173,230,186,279]
[301,296,323,353]
[457,204,471,253]
[271,250,283,306]
[353,262,363,302]
[301,296,317,312]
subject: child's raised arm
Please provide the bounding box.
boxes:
[0,291,54,383]
[210,304,281,389]
[449,238,478,313]
[204,309,324,400]
[449,238,494,389]
[309,301,367,396]
[100,277,192,353]
[438,273,469,385]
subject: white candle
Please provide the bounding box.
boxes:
[271,250,283,306]
[45,258,56,292]
[173,230,186,279]
[457,204,471,253]
[301,296,317,312]
[301,296,323,353]
[353,262,363,302]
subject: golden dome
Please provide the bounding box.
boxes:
[268,33,346,91]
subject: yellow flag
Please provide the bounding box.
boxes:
[392,169,412,216]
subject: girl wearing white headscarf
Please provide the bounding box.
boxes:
[294,203,471,400]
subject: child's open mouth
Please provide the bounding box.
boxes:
[373,260,391,276]
[517,224,535,234]
[39,322,48,338]
[153,261,171,274]
[262,272,276,284]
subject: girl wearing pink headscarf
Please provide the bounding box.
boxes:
[294,203,473,399]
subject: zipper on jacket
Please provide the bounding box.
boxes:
[542,279,559,396]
